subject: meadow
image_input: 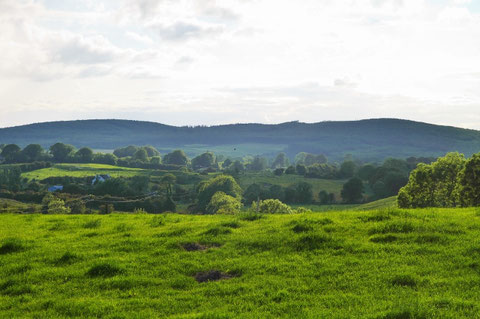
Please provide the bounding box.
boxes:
[22,164,145,180]
[1,208,480,318]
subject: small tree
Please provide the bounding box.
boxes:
[341,177,364,203]
[456,153,480,207]
[133,148,148,162]
[196,175,242,212]
[50,143,75,162]
[99,204,114,214]
[76,147,94,163]
[206,191,242,214]
[163,150,188,166]
[251,199,293,214]
[48,199,71,214]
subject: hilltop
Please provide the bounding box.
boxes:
[1,118,480,161]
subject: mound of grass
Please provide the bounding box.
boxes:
[86,263,124,278]
[379,309,427,319]
[359,212,392,222]
[55,252,79,266]
[148,216,165,227]
[194,270,239,283]
[220,221,240,228]
[415,234,445,244]
[291,223,314,233]
[370,234,398,243]
[391,274,417,288]
[369,221,417,235]
[295,233,340,251]
[203,227,232,236]
[83,219,101,229]
[238,212,263,221]
[0,238,25,254]
[0,279,33,296]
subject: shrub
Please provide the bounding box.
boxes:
[206,191,242,214]
[196,175,242,212]
[251,199,293,214]
[48,199,71,214]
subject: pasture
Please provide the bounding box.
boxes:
[1,208,480,318]
[22,164,145,180]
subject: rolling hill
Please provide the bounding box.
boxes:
[1,118,480,161]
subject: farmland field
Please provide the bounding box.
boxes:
[237,172,347,199]
[22,164,146,180]
[1,208,480,318]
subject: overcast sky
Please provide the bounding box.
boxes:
[1,0,479,129]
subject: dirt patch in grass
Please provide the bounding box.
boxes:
[194,270,238,283]
[182,242,222,251]
[182,242,208,251]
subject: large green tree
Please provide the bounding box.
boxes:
[76,147,94,163]
[163,150,188,166]
[271,153,289,168]
[196,175,242,212]
[398,152,465,208]
[22,144,44,162]
[1,144,21,163]
[192,152,215,170]
[341,177,364,203]
[456,153,480,207]
[50,143,75,162]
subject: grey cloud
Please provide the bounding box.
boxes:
[51,35,119,65]
[150,21,223,41]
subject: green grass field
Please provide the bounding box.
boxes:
[22,164,145,180]
[0,199,39,214]
[353,196,397,211]
[2,208,480,318]
[238,172,347,199]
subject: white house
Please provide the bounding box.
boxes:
[91,174,112,185]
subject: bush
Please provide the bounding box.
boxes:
[196,175,242,212]
[206,191,242,214]
[251,199,293,214]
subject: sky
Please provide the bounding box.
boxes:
[1,0,480,129]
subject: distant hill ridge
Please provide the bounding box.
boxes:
[1,118,480,161]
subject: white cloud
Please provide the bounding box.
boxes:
[0,0,480,129]
[148,21,224,41]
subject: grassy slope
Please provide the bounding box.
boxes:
[22,164,145,180]
[0,199,39,214]
[353,196,398,210]
[1,209,480,318]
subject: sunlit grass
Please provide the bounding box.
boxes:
[1,208,480,317]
